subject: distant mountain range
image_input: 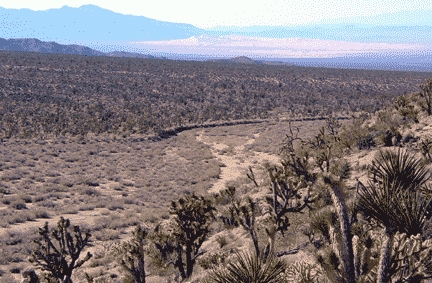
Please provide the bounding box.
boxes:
[1,5,432,44]
[0,37,160,58]
[2,37,432,71]
[0,5,201,41]
[1,5,432,71]
[0,37,282,66]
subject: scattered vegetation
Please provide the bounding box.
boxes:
[1,51,432,282]
[0,50,430,139]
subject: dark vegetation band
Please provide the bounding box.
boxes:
[0,50,430,139]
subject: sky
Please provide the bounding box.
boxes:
[1,0,431,28]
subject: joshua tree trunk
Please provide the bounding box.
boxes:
[185,243,194,278]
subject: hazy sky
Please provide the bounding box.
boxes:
[0,0,431,28]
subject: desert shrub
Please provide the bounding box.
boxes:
[0,184,11,194]
[6,211,35,224]
[19,195,32,203]
[420,136,432,162]
[32,209,50,219]
[81,187,101,196]
[198,252,227,270]
[10,200,28,210]
[33,195,47,202]
[85,180,100,187]
[94,229,120,241]
[354,131,375,150]
[78,204,95,211]
[1,169,24,181]
[393,95,419,123]
[108,200,125,211]
[36,200,57,208]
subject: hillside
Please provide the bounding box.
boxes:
[0,50,431,141]
[0,51,432,282]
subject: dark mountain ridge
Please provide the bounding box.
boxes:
[0,37,163,58]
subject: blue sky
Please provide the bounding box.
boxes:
[1,0,431,28]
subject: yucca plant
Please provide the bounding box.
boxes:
[205,252,286,283]
[358,180,431,236]
[358,149,432,283]
[369,149,429,191]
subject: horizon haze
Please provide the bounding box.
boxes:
[0,2,432,69]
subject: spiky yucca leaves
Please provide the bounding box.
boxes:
[358,149,432,283]
[369,149,429,192]
[358,180,431,236]
[205,252,286,283]
[30,217,92,283]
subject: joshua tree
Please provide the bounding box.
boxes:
[264,163,315,258]
[113,225,148,283]
[232,196,261,257]
[30,217,92,283]
[152,193,215,280]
